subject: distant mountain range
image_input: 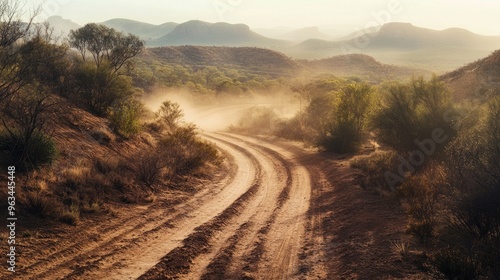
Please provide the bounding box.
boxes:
[138,46,429,82]
[289,22,500,71]
[149,20,289,48]
[101,19,178,40]
[45,17,500,72]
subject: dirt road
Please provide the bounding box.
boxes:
[6,131,420,280]
[8,132,319,279]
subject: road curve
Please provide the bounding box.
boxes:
[12,132,319,280]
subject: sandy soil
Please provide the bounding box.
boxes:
[1,132,428,280]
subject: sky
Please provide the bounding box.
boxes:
[30,0,500,36]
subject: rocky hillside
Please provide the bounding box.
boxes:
[441,49,500,99]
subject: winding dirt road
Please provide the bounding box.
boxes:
[6,128,418,279]
[8,132,328,280]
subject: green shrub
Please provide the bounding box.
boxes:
[109,99,144,137]
[319,83,372,153]
[0,131,58,170]
[372,76,456,158]
[319,120,361,153]
[71,62,136,116]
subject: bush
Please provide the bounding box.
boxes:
[432,249,482,280]
[134,149,167,189]
[71,62,136,116]
[156,100,184,131]
[350,150,399,190]
[319,83,372,153]
[20,191,61,218]
[109,98,144,137]
[159,125,221,177]
[397,164,446,241]
[59,204,80,226]
[319,120,362,153]
[372,76,456,158]
[0,131,58,171]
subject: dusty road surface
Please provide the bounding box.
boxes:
[5,131,421,280]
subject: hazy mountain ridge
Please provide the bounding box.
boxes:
[101,18,178,40]
[138,46,427,80]
[46,16,81,37]
[290,22,500,71]
[140,46,300,76]
[150,20,290,48]
[301,54,429,80]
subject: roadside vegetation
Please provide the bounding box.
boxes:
[0,1,221,227]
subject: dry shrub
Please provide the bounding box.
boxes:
[159,125,221,178]
[134,149,167,189]
[397,164,447,241]
[93,156,120,174]
[350,150,399,191]
[20,191,62,218]
[59,204,80,226]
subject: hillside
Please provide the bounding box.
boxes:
[101,18,178,40]
[151,20,289,48]
[289,22,500,71]
[441,49,500,99]
[302,54,428,81]
[139,46,300,76]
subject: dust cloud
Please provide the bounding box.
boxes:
[142,87,300,132]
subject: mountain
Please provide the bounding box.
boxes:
[151,20,290,48]
[441,49,500,99]
[290,22,500,71]
[139,46,300,76]
[101,18,178,40]
[301,54,429,81]
[256,26,330,41]
[138,46,425,81]
[46,16,81,37]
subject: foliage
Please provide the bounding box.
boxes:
[159,125,221,177]
[109,98,144,137]
[372,76,457,157]
[397,164,446,241]
[156,100,184,131]
[320,83,372,153]
[69,23,144,73]
[0,85,58,170]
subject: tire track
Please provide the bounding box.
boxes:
[137,135,263,279]
[18,138,256,280]
[189,133,294,280]
[222,133,312,280]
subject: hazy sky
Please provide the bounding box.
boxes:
[31,0,500,35]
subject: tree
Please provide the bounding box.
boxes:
[69,24,144,73]
[320,83,372,153]
[0,0,41,99]
[0,84,58,169]
[372,76,456,156]
[156,101,184,131]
